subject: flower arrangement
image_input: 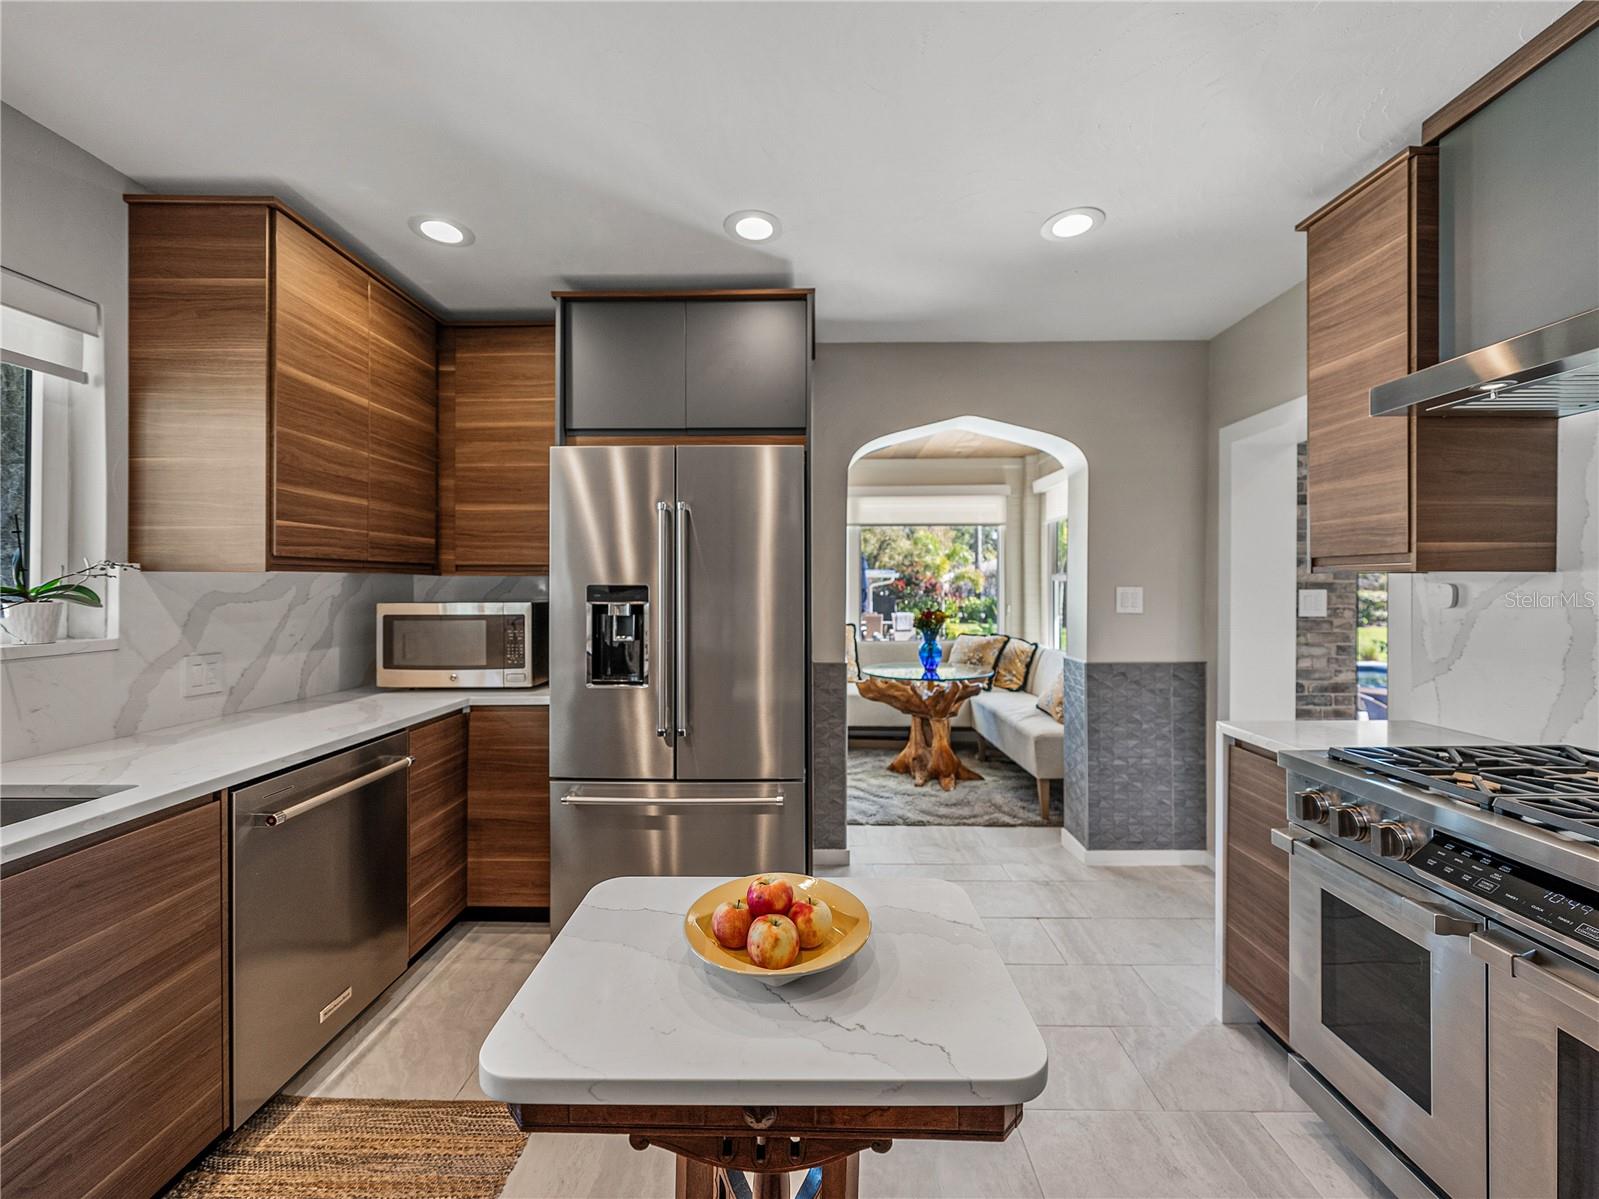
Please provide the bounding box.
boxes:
[912,607,947,636]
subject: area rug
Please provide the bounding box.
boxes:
[162,1096,528,1199]
[847,747,1062,827]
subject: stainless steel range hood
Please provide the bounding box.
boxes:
[1370,308,1599,417]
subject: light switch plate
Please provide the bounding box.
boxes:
[1115,586,1144,615]
[180,652,223,698]
[1298,589,1329,618]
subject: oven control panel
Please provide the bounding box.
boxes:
[1412,836,1599,950]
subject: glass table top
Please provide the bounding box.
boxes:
[859,663,994,682]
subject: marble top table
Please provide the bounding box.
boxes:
[480,875,1047,1197]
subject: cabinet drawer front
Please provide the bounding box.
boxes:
[272,213,371,563]
[1,801,225,1199]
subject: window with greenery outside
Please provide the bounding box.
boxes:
[858,525,1000,635]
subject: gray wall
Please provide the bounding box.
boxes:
[1438,29,1599,358]
[812,341,1211,664]
[0,105,412,761]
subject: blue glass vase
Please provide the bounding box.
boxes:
[918,630,942,678]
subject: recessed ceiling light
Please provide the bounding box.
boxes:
[1041,207,1105,241]
[409,215,474,246]
[724,210,781,242]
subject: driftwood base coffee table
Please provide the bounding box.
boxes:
[856,664,994,791]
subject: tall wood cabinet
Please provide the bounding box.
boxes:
[1297,149,1558,572]
[0,800,227,1199]
[467,706,551,908]
[128,197,439,572]
[438,325,556,573]
[1222,743,1290,1041]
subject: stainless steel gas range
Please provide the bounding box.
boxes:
[1274,744,1598,1199]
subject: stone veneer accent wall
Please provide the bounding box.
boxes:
[1296,443,1359,719]
[1063,660,1206,852]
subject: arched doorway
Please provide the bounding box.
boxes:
[841,416,1088,832]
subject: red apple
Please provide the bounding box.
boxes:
[789,898,833,950]
[745,914,800,969]
[710,899,752,950]
[746,876,794,918]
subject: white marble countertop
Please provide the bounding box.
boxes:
[0,685,547,866]
[1216,717,1497,758]
[479,876,1048,1107]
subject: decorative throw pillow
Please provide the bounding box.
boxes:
[991,638,1037,692]
[845,623,861,682]
[948,633,1009,688]
[1035,671,1065,723]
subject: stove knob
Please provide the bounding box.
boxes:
[1330,803,1372,841]
[1296,789,1334,824]
[1374,820,1420,860]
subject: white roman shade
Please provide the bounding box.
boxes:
[0,267,100,384]
[847,486,1008,526]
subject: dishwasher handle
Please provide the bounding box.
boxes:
[255,755,413,827]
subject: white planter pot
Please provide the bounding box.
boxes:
[1,601,64,645]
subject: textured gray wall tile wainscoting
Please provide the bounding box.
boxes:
[1064,660,1207,852]
[810,662,849,851]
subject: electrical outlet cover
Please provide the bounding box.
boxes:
[180,652,223,698]
[1298,589,1329,618]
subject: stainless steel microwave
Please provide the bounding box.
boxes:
[376,602,547,689]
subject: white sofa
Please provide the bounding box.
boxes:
[848,639,1065,821]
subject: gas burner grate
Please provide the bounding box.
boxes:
[1328,744,1599,828]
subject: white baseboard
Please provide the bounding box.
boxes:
[1061,826,1213,868]
[812,848,851,867]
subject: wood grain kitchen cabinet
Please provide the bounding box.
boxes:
[1297,150,1557,572]
[408,712,469,955]
[437,325,556,573]
[0,799,227,1199]
[1223,742,1291,1041]
[467,705,550,908]
[127,196,438,572]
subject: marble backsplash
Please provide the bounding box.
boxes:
[1,572,414,760]
[1389,412,1598,744]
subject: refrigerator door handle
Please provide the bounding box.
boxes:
[675,500,689,740]
[560,794,785,808]
[655,500,673,743]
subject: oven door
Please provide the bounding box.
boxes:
[1284,830,1487,1199]
[1472,925,1599,1199]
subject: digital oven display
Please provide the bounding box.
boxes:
[1412,836,1599,950]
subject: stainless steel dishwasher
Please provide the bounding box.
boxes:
[231,731,411,1125]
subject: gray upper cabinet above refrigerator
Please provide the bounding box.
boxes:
[685,300,809,429]
[565,300,688,429]
[559,292,812,434]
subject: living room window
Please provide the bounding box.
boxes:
[1047,517,1068,651]
[854,523,1002,637]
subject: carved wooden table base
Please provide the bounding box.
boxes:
[855,676,984,791]
[509,1102,1023,1199]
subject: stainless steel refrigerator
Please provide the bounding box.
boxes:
[549,444,808,931]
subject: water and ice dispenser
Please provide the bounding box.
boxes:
[586,585,648,685]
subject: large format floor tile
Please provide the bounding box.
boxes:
[1253,1113,1387,1199]
[1111,1025,1308,1112]
[1041,917,1214,965]
[500,1132,676,1198]
[1007,964,1171,1026]
[859,1129,1044,1198]
[1021,1110,1321,1198]
[957,880,1086,918]
[1028,1028,1162,1111]
[984,918,1068,963]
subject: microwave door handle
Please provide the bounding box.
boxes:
[1471,929,1599,1019]
[656,501,673,743]
[675,501,689,741]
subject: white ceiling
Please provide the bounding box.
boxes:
[865,429,1048,461]
[0,2,1564,341]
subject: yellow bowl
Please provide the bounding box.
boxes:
[684,874,872,986]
